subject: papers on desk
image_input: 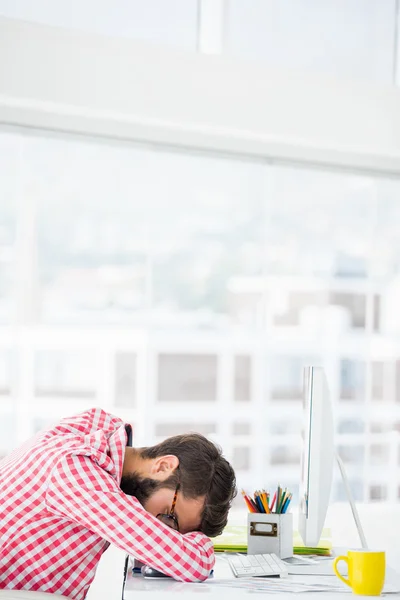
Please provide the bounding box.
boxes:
[189,576,400,595]
[197,577,347,593]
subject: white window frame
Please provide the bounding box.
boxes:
[1,16,400,175]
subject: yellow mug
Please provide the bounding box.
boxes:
[333,550,385,596]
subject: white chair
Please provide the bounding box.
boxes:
[0,592,69,599]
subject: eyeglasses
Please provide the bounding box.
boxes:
[156,483,180,532]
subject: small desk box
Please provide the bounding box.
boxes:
[247,513,293,559]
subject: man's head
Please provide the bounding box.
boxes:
[121,433,236,537]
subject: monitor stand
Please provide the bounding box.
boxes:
[284,452,368,576]
[335,452,368,549]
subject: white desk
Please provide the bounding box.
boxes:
[87,503,400,600]
[123,554,400,599]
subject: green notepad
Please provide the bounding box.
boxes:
[213,525,247,553]
[293,528,332,556]
[213,525,332,556]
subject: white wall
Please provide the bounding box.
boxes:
[1,16,400,174]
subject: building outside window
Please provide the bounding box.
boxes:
[1,126,400,504]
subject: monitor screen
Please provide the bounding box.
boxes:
[298,366,334,547]
[299,366,313,520]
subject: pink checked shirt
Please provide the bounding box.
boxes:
[0,408,215,599]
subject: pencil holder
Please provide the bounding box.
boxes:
[247,512,293,559]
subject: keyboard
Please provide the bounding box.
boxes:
[227,553,288,578]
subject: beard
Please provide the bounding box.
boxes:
[120,472,162,506]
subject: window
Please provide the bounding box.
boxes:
[0,414,16,457]
[329,293,366,329]
[370,422,392,433]
[34,351,97,398]
[337,445,365,466]
[2,127,400,505]
[225,0,397,85]
[0,0,199,50]
[338,419,365,434]
[234,355,251,402]
[157,354,217,403]
[29,136,266,326]
[232,422,251,435]
[0,132,18,324]
[370,444,390,466]
[335,479,363,502]
[32,417,56,435]
[266,165,375,280]
[396,362,400,403]
[273,291,325,327]
[340,360,366,401]
[115,353,136,408]
[369,485,387,501]
[270,446,300,466]
[0,351,14,396]
[232,446,251,471]
[372,361,385,401]
[270,419,301,436]
[270,356,319,400]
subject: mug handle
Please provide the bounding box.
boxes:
[333,555,351,587]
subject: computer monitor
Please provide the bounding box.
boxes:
[298,366,335,547]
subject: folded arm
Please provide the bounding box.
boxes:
[45,454,214,581]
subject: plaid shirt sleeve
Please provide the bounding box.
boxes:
[45,454,215,582]
[51,407,124,438]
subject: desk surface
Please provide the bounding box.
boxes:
[86,504,400,600]
[123,554,400,599]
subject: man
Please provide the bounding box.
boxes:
[0,408,236,599]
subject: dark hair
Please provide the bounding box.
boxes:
[140,433,237,537]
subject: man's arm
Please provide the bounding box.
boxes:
[45,454,215,582]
